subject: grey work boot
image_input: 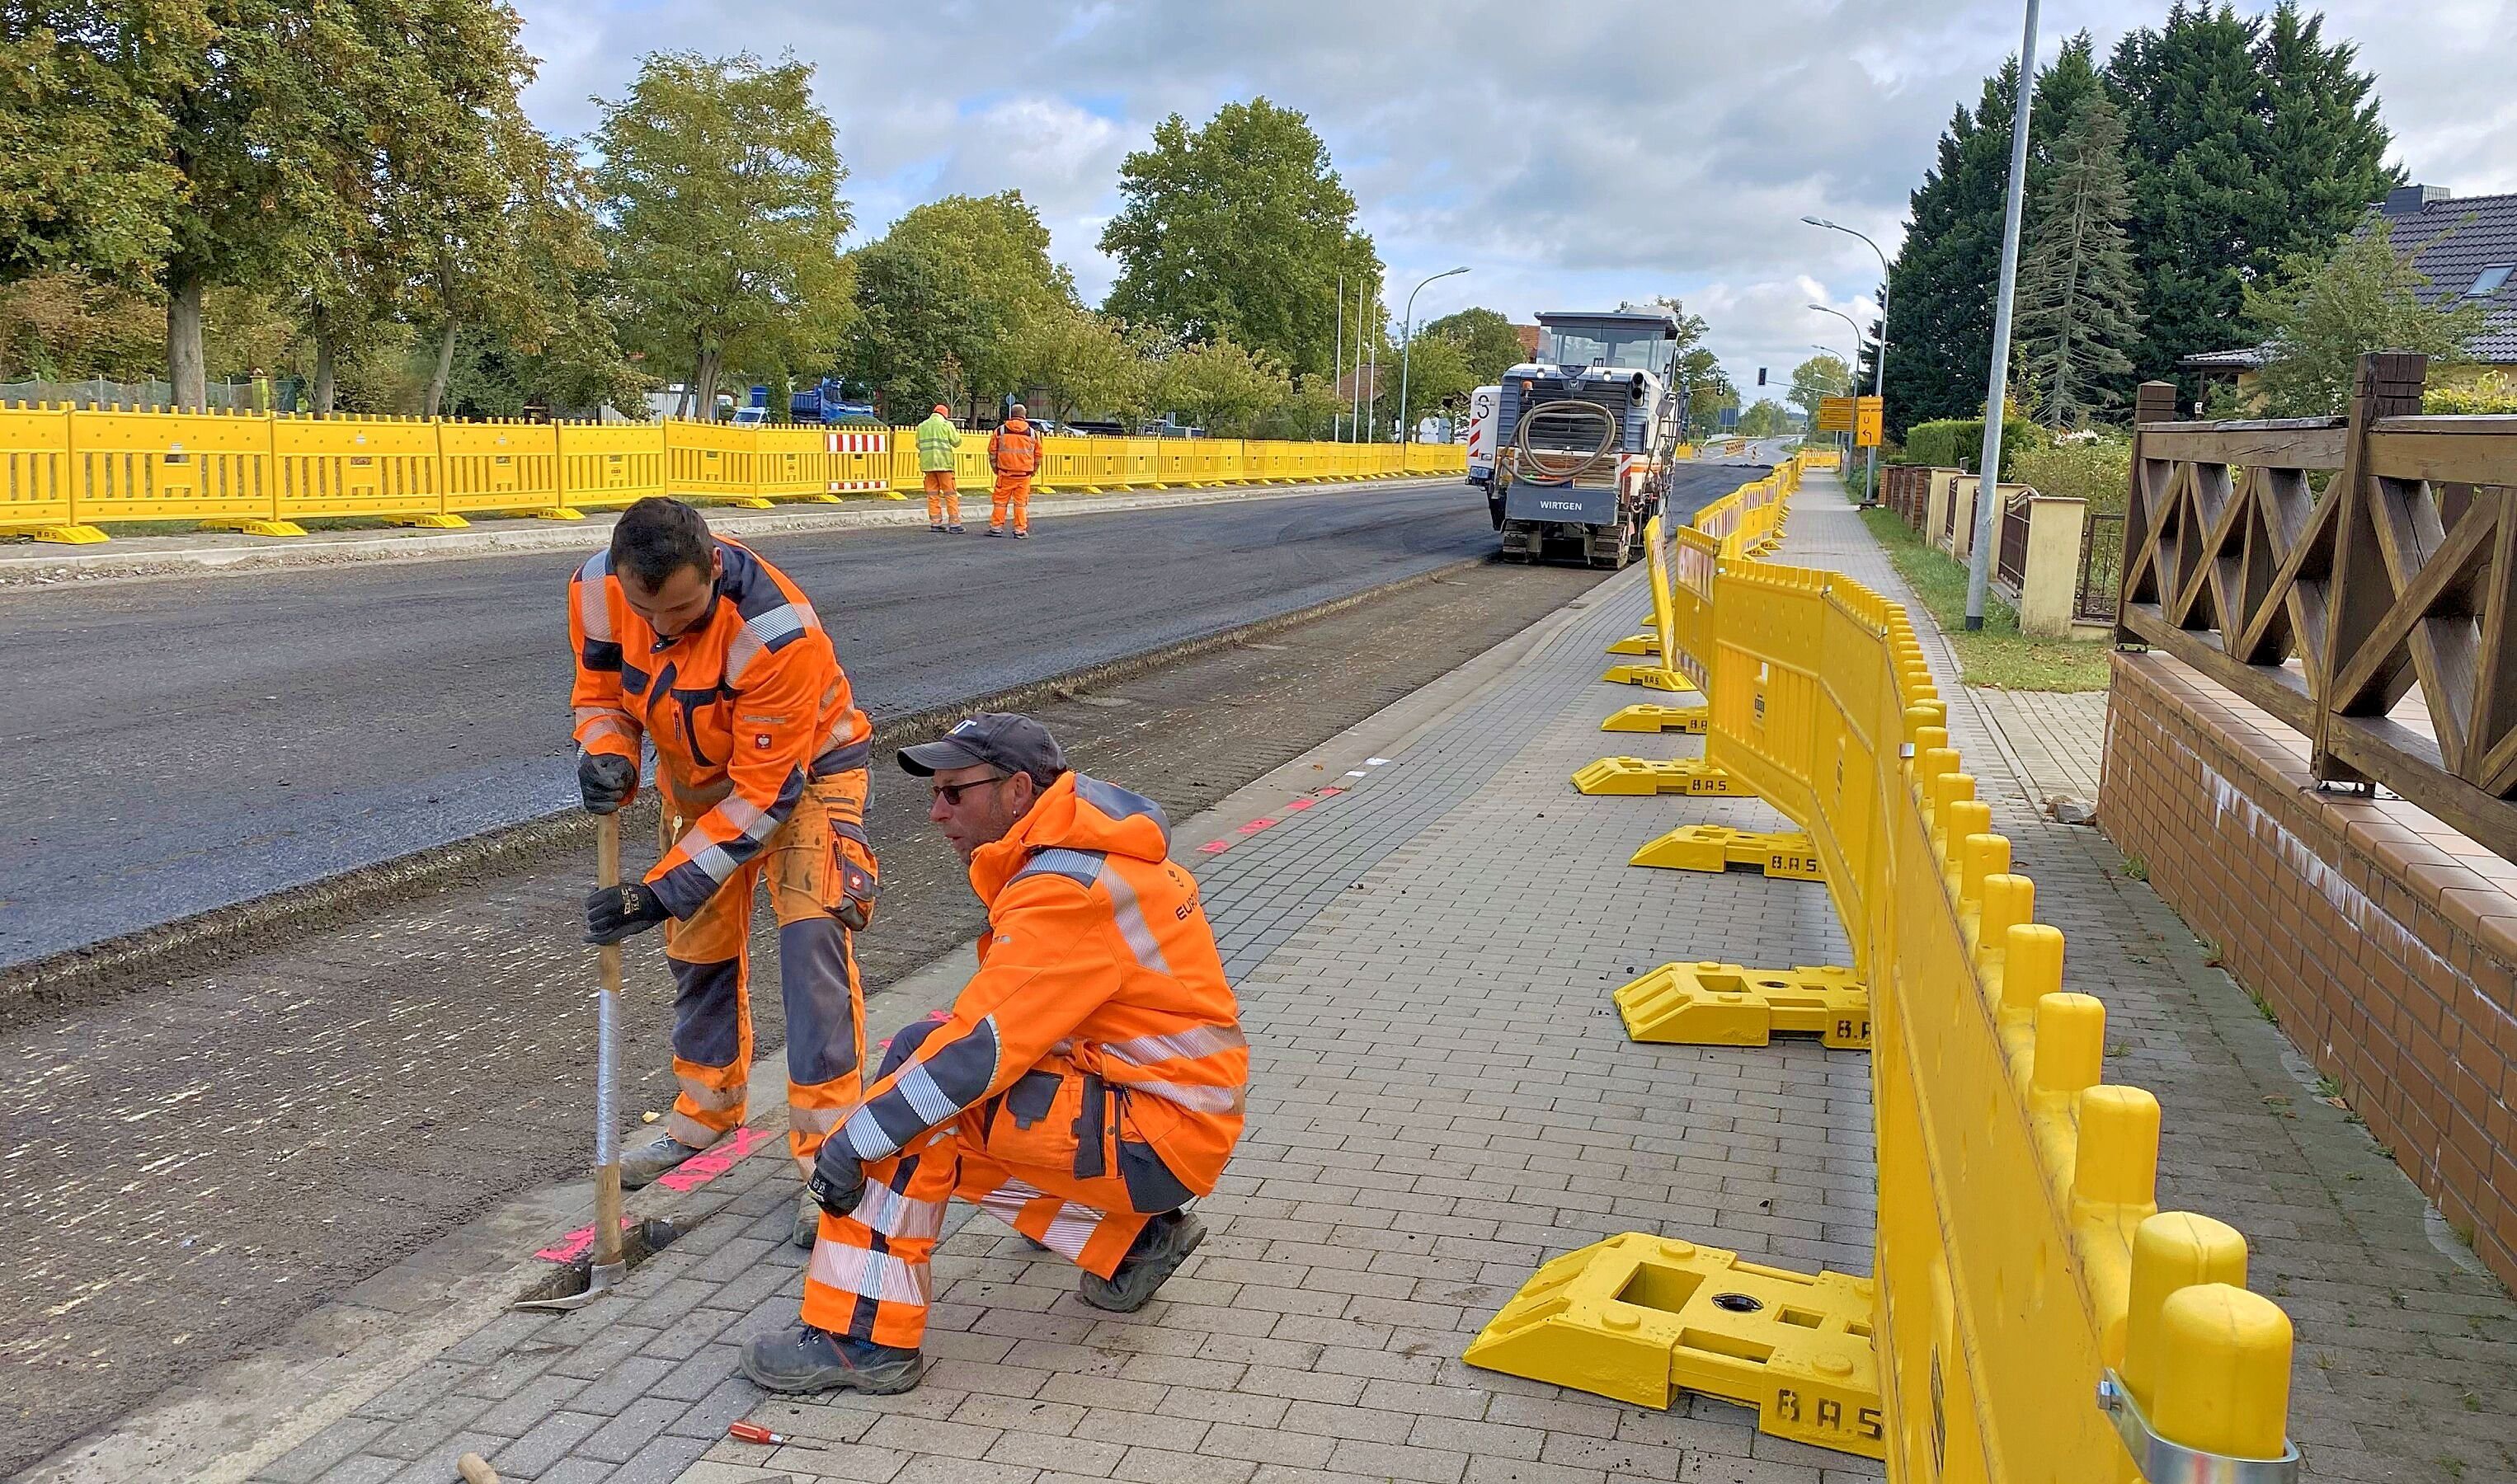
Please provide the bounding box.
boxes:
[1078,1209,1206,1313]
[617,1130,709,1190]
[793,1188,821,1250]
[737,1322,924,1396]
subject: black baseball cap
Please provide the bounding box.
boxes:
[898,711,1069,782]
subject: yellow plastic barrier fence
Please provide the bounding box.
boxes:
[557,423,665,514]
[0,406,1461,542]
[0,404,87,542]
[1470,451,2302,1477]
[440,419,562,520]
[1803,447,1843,471]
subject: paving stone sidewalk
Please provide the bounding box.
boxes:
[258,476,2515,1484]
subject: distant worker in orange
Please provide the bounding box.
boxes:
[571,496,882,1251]
[986,402,1043,538]
[915,403,964,534]
[741,713,1245,1395]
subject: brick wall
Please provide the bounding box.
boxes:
[2102,650,2517,1290]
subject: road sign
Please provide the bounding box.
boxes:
[1817,396,1854,432]
[1855,397,1884,447]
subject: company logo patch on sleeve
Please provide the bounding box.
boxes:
[755,733,774,749]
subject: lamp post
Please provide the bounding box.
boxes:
[1802,215,1892,505]
[1965,0,2041,629]
[1811,304,1864,469]
[1397,265,1469,446]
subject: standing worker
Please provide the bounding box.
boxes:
[741,714,1245,1395]
[572,496,882,1250]
[986,402,1043,538]
[915,403,964,534]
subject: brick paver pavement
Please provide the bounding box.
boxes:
[1975,688,2108,810]
[261,475,2515,1484]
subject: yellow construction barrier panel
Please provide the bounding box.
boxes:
[1600,702,1707,733]
[1614,961,1869,1049]
[1480,446,2303,1473]
[1630,823,1824,879]
[556,422,664,515]
[667,419,768,507]
[1464,1234,1883,1456]
[1569,757,1738,796]
[442,419,562,520]
[0,403,97,542]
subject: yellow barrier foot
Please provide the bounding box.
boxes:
[1570,758,1739,797]
[1601,664,1694,690]
[715,496,774,510]
[1614,962,1869,1048]
[1465,1233,1882,1458]
[1601,702,1706,734]
[30,524,109,544]
[1630,824,1823,880]
[533,506,586,521]
[1606,632,1662,656]
[787,492,842,505]
[392,514,469,529]
[200,518,308,538]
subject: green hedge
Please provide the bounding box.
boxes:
[1896,417,2041,477]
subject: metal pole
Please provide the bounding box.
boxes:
[1804,216,1896,505]
[1365,293,1378,443]
[1332,273,1344,443]
[1350,278,1367,440]
[590,815,626,1278]
[1966,0,2041,630]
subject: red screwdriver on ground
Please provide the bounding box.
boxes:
[728,1421,827,1449]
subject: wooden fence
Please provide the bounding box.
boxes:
[2118,354,2517,857]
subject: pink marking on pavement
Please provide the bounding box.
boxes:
[1316,787,1345,797]
[537,1218,634,1263]
[655,1124,774,1192]
[1237,817,1276,834]
[1197,840,1230,854]
[1284,797,1315,812]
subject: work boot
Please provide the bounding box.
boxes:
[947,524,965,533]
[986,527,1005,538]
[1012,530,1029,540]
[1078,1209,1205,1313]
[738,1322,924,1395]
[793,1188,821,1250]
[929,523,945,533]
[618,1130,710,1190]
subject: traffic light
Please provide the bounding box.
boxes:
[1756,367,1767,386]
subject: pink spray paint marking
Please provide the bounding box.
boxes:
[655,1124,774,1192]
[537,1219,634,1264]
[1197,840,1230,854]
[1237,817,1276,834]
[1283,797,1315,812]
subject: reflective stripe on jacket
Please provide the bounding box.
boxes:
[915,414,960,473]
[567,536,875,918]
[988,419,1041,477]
[834,772,1246,1197]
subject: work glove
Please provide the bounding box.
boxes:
[807,1139,868,1222]
[578,753,637,815]
[585,881,670,944]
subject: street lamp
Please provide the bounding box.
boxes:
[1803,216,1893,505]
[1398,265,1470,446]
[1964,0,2042,629]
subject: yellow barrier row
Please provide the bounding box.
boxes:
[1470,453,2299,1477]
[0,405,1468,543]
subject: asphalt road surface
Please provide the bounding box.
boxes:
[0,467,1756,965]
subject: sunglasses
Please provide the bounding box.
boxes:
[930,773,1009,805]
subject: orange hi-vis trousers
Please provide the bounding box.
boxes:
[990,473,1032,535]
[800,1018,1171,1350]
[923,470,959,526]
[661,769,872,1174]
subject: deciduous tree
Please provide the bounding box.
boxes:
[1786,355,1849,426]
[2243,221,2485,416]
[1418,307,1524,383]
[1148,336,1289,435]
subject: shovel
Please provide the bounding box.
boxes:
[516,813,629,1311]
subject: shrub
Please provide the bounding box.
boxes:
[1896,417,2044,476]
[2425,372,2517,415]
[2008,436,2132,514]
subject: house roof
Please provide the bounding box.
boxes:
[2181,186,2517,370]
[2377,188,2517,362]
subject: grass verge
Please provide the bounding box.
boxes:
[1857,506,2110,692]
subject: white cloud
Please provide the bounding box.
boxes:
[511,0,2517,390]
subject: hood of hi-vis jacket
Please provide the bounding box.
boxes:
[830,772,1246,1193]
[567,536,874,917]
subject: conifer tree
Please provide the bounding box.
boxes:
[2014,93,2143,426]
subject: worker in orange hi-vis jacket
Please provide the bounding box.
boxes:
[740,713,1246,1396]
[571,496,880,1251]
[986,403,1043,538]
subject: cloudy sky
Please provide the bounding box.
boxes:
[510,0,2517,395]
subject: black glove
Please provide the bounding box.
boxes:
[584,881,670,944]
[807,1139,867,1221]
[578,753,637,815]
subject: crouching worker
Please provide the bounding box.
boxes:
[741,714,1246,1395]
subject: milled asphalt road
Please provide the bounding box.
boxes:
[0,467,1757,965]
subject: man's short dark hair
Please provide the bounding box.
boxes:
[611,497,714,588]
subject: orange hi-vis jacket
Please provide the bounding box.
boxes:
[830,773,1246,1198]
[568,536,875,919]
[987,418,1041,477]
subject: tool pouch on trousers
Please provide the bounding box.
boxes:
[831,819,878,931]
